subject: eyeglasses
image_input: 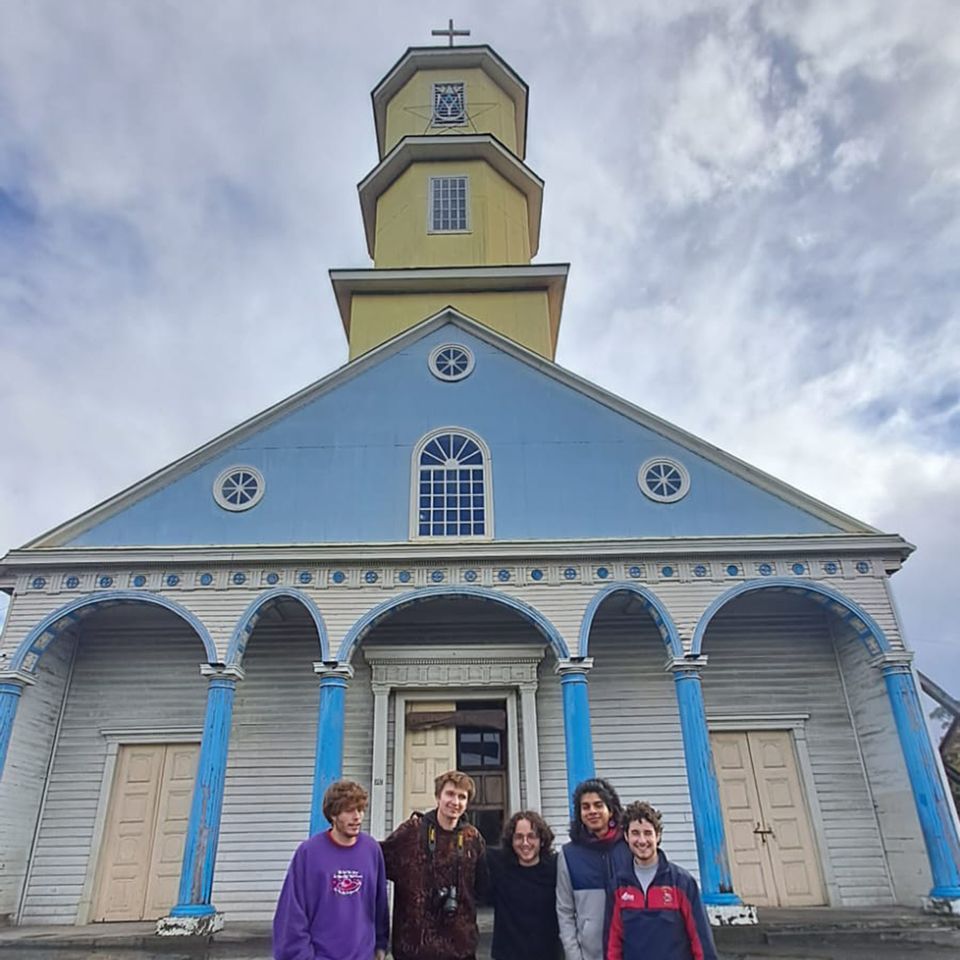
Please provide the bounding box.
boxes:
[513,833,541,844]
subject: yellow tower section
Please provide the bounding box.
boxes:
[330,45,568,360]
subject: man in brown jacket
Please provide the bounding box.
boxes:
[381,770,486,960]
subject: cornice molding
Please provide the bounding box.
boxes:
[2,533,913,569]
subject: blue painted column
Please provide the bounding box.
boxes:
[879,653,960,903]
[163,664,243,930]
[556,659,597,811]
[670,657,742,907]
[0,673,35,783]
[310,663,353,835]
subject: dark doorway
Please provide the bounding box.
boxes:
[456,699,507,844]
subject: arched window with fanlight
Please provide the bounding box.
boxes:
[411,428,493,539]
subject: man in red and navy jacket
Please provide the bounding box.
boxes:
[607,801,717,960]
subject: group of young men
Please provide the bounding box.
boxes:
[272,770,717,960]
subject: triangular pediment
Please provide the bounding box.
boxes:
[15,308,881,552]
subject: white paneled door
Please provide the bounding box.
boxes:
[712,730,825,907]
[403,702,457,821]
[94,743,199,921]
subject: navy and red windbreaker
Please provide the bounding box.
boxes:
[606,849,717,960]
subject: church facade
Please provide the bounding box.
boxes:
[1,42,958,934]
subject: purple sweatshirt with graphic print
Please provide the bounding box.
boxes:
[273,831,389,960]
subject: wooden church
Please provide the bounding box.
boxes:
[1,34,958,935]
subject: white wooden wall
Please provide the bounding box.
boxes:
[699,593,894,906]
[20,610,207,924]
[211,621,318,922]
[588,618,698,874]
[536,659,568,842]
[0,633,74,922]
[832,620,931,905]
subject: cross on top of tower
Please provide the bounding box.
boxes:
[431,18,470,47]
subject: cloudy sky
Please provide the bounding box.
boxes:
[1,1,958,698]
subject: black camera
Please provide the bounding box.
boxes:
[435,884,458,916]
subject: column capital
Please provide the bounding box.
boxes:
[313,661,355,682]
[870,650,914,673]
[371,681,392,697]
[555,657,593,678]
[0,669,36,689]
[199,663,245,683]
[517,680,540,694]
[665,655,708,675]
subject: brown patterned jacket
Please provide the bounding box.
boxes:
[382,810,487,960]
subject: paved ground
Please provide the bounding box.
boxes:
[2,906,958,959]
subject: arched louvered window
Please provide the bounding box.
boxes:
[412,429,492,538]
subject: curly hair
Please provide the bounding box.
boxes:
[501,810,555,858]
[434,769,476,801]
[322,779,368,822]
[622,800,663,837]
[569,777,624,841]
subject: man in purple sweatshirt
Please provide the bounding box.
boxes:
[273,780,389,960]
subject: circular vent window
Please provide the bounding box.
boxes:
[638,457,690,503]
[429,343,475,381]
[213,466,265,511]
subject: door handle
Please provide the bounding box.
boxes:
[753,822,775,844]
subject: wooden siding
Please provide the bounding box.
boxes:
[0,633,74,922]
[700,594,894,906]
[20,609,207,924]
[832,620,930,905]
[211,621,318,922]
[588,617,698,875]
[536,658,568,840]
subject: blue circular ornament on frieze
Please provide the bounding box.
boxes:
[596,567,609,579]
[232,572,247,585]
[132,574,147,587]
[332,571,346,584]
[463,570,478,583]
[824,561,838,575]
[266,572,279,585]
[693,564,707,578]
[497,569,510,582]
[792,563,805,575]
[563,567,577,580]
[166,574,180,587]
[364,570,379,584]
[299,571,312,584]
[759,563,773,576]
[531,569,544,581]
[201,573,215,586]
[856,561,870,574]
[726,564,739,577]
[65,575,79,589]
[431,570,445,583]
[99,575,114,588]
[661,565,674,578]
[628,565,642,578]
[398,570,412,584]
[31,576,46,589]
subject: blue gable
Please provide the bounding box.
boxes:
[64,322,845,546]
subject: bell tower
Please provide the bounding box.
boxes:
[330,29,568,360]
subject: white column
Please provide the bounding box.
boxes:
[370,682,390,839]
[519,681,541,811]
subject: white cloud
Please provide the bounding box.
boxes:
[0,0,958,692]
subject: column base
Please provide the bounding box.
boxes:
[156,911,224,937]
[706,903,758,926]
[923,895,960,917]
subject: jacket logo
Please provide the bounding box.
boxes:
[662,888,673,904]
[332,870,363,895]
[620,890,637,903]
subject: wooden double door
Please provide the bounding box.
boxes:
[712,730,826,907]
[403,700,506,843]
[93,743,198,921]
